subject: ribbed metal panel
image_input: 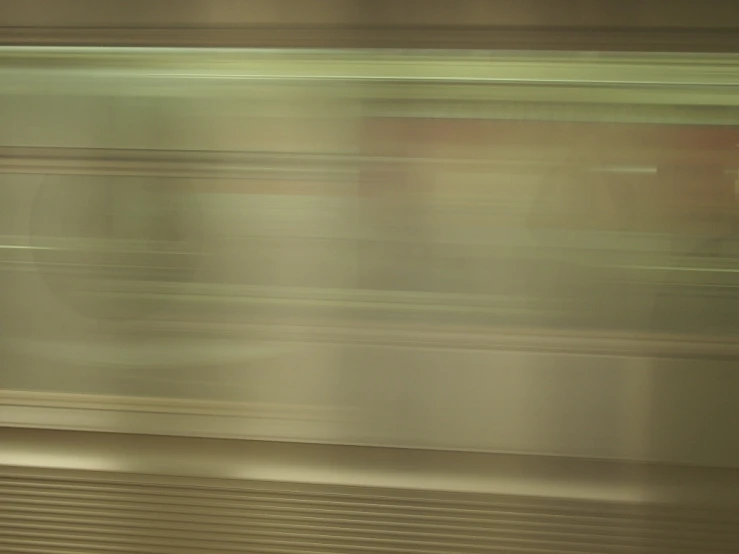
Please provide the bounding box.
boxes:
[1,468,738,554]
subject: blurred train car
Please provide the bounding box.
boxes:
[3,2,739,553]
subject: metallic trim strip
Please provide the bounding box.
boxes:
[2,49,739,87]
[0,148,356,180]
[0,147,735,178]
[0,393,357,447]
[0,390,344,420]
[2,428,739,501]
[4,26,739,53]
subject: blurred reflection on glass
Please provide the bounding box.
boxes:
[2,50,739,463]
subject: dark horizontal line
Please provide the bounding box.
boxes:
[1,25,739,31]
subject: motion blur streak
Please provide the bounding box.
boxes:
[2,20,739,554]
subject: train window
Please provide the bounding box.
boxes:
[4,48,739,367]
